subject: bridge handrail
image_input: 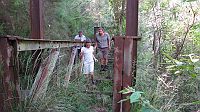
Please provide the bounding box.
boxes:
[1,35,91,51]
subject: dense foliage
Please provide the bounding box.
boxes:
[0,0,199,112]
[136,0,200,111]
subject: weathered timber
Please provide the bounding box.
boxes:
[29,49,59,101]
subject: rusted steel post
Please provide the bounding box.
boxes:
[30,0,44,39]
[0,37,20,112]
[113,37,124,112]
[126,0,138,77]
[30,0,44,75]
[122,37,134,112]
[122,0,138,111]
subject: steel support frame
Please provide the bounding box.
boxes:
[30,0,44,77]
[0,36,86,111]
[113,0,139,111]
[123,0,139,111]
[1,36,85,51]
[0,37,20,112]
[16,39,84,51]
[113,37,124,112]
[30,0,44,39]
[113,36,140,112]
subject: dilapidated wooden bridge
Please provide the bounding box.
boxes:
[0,0,140,112]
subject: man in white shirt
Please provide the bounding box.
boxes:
[74,31,86,63]
[74,31,87,62]
[80,39,97,84]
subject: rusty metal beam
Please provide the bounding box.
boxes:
[126,0,139,84]
[0,36,88,111]
[30,0,44,78]
[113,36,140,112]
[121,0,139,111]
[1,36,85,51]
[0,37,20,112]
[30,0,44,39]
[122,37,133,112]
[126,0,138,36]
[113,37,124,112]
[16,39,84,51]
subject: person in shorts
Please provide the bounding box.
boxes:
[80,39,97,84]
[95,27,111,71]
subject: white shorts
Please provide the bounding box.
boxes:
[83,62,94,74]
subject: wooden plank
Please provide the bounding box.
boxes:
[29,49,59,101]
[64,47,77,87]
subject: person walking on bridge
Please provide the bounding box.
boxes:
[95,27,111,71]
[74,30,87,55]
[80,39,98,84]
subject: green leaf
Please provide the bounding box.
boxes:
[183,0,197,2]
[127,86,135,91]
[142,100,150,107]
[119,86,135,94]
[190,74,197,78]
[130,91,143,103]
[192,100,200,104]
[118,98,129,103]
[162,52,174,61]
[119,88,130,94]
[186,65,194,71]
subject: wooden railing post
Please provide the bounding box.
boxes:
[29,49,59,102]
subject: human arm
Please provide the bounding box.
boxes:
[74,38,82,42]
[95,36,98,49]
[74,35,78,41]
[92,46,98,62]
[79,47,84,60]
[93,54,98,62]
[106,33,111,50]
[95,41,98,49]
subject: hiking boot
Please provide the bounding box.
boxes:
[92,80,96,85]
[106,76,111,79]
[103,65,108,71]
[100,65,105,71]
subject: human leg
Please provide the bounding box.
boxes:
[89,62,95,84]
[83,63,90,83]
[102,48,109,71]
[90,72,94,84]
[99,49,105,71]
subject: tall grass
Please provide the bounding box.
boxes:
[13,48,113,112]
